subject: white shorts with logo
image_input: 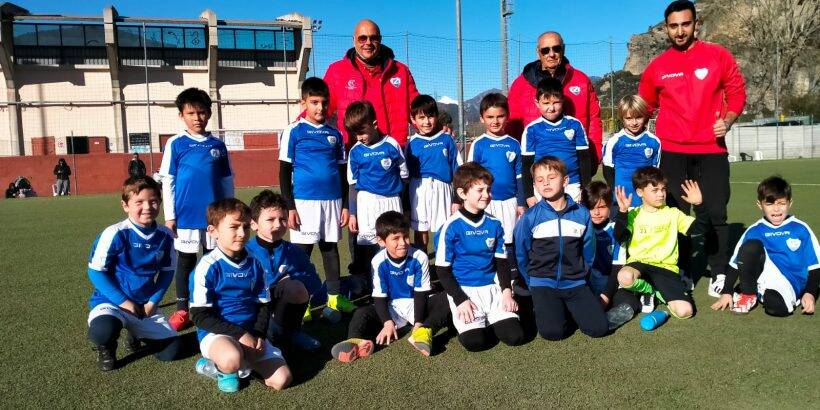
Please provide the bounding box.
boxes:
[87,303,178,340]
[447,283,518,334]
[290,198,342,244]
[410,177,453,233]
[534,182,582,204]
[487,197,518,244]
[199,333,284,365]
[174,228,216,254]
[756,252,800,313]
[356,191,402,245]
[388,298,416,328]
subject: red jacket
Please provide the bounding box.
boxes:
[324,46,419,147]
[639,40,746,154]
[507,60,603,167]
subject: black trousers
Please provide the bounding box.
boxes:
[661,151,730,278]
[530,285,608,340]
[734,239,791,316]
[347,292,451,339]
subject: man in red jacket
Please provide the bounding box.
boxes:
[507,31,603,174]
[323,19,419,147]
[639,0,746,296]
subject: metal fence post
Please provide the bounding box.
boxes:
[143,22,154,171]
[608,38,615,133]
[282,26,291,122]
[455,0,465,155]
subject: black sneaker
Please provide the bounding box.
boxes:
[123,331,142,354]
[607,303,635,331]
[95,345,116,371]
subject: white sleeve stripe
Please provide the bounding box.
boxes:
[189,256,216,307]
[576,146,588,150]
[159,136,179,220]
[434,219,454,266]
[495,252,507,258]
[278,124,295,162]
[89,225,121,271]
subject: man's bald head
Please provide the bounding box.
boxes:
[353,19,382,63]
[353,19,381,37]
[536,31,565,72]
[537,31,563,47]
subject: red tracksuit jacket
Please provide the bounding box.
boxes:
[638,40,746,154]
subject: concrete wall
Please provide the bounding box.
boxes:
[727,125,820,160]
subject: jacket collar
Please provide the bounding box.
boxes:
[537,193,578,216]
[522,56,573,87]
[345,45,397,72]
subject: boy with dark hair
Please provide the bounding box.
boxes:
[347,100,410,290]
[160,87,234,331]
[190,198,291,393]
[515,157,608,340]
[246,190,321,351]
[86,176,180,371]
[613,166,708,320]
[522,77,591,204]
[405,94,462,249]
[712,176,819,315]
[278,77,352,319]
[436,162,524,351]
[331,211,451,362]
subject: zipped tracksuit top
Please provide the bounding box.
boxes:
[514,195,595,289]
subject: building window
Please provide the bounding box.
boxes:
[12,24,37,46]
[117,26,141,47]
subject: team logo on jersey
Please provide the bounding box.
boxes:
[786,238,801,251]
[694,68,709,80]
[442,148,448,157]
[210,148,222,159]
[278,265,288,274]
[485,237,496,249]
[564,129,575,140]
[346,79,357,90]
[327,135,337,145]
[380,158,392,169]
[569,86,581,96]
[506,151,516,162]
[644,147,654,158]
[390,77,401,87]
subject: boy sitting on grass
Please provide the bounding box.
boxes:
[331,211,451,362]
[86,176,180,371]
[711,176,819,315]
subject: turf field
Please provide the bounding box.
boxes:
[2,158,819,408]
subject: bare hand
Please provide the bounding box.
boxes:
[164,220,177,238]
[443,125,454,136]
[599,293,610,307]
[711,294,733,311]
[376,321,398,345]
[516,206,525,217]
[349,215,359,234]
[450,203,461,216]
[288,209,301,231]
[614,186,633,213]
[801,294,816,314]
[238,332,260,361]
[713,117,729,139]
[340,208,350,228]
[143,302,157,317]
[120,300,139,316]
[456,300,477,324]
[681,179,703,206]
[501,289,518,312]
[526,197,537,208]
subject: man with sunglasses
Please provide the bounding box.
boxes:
[638,0,746,296]
[322,19,419,148]
[508,31,603,175]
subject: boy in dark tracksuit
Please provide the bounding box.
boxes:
[515,156,608,340]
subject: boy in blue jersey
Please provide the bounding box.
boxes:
[406,95,462,249]
[278,77,353,318]
[190,199,291,393]
[331,211,451,362]
[436,162,524,351]
[711,176,820,315]
[159,87,234,331]
[522,77,591,204]
[246,190,321,351]
[515,157,608,340]
[602,95,661,208]
[347,100,410,288]
[86,176,180,371]
[467,93,525,292]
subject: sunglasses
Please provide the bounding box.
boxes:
[356,34,382,44]
[539,45,564,55]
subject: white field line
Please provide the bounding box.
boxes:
[731,181,820,186]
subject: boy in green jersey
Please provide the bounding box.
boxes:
[613,166,710,319]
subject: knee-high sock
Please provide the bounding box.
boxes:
[175,251,198,310]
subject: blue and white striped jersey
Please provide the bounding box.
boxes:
[602,129,661,207]
[279,119,346,200]
[348,135,409,196]
[521,115,588,184]
[371,247,431,300]
[436,212,507,287]
[405,131,462,183]
[467,134,522,201]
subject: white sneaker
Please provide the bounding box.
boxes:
[640,294,655,313]
[708,274,726,298]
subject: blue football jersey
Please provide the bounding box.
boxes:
[405,131,462,183]
[347,135,409,196]
[189,247,270,342]
[521,115,588,184]
[435,211,507,287]
[245,237,323,297]
[467,134,522,201]
[279,119,346,200]
[591,222,626,279]
[159,131,234,229]
[371,248,432,300]
[730,216,820,295]
[601,129,661,207]
[87,219,176,308]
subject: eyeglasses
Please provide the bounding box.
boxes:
[539,45,564,55]
[356,34,382,44]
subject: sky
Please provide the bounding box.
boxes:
[15,0,671,99]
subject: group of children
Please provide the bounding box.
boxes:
[84,77,819,393]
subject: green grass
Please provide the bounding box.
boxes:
[2,158,819,408]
